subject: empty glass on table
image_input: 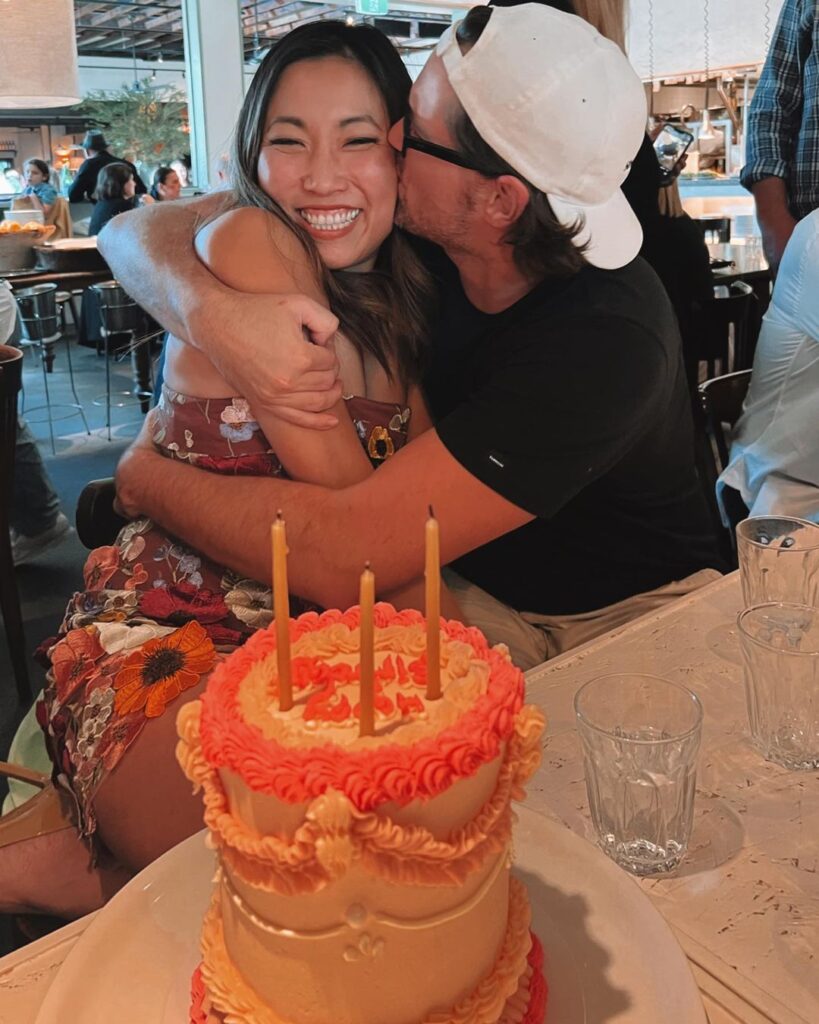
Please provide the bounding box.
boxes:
[575,673,703,876]
[737,602,819,770]
[736,517,819,607]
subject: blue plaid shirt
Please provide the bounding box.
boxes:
[741,0,819,219]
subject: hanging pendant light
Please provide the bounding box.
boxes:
[0,0,80,108]
[698,0,716,141]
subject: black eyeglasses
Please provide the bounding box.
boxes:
[399,116,495,175]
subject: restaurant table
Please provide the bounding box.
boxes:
[0,573,815,1023]
[708,243,771,285]
[4,268,111,294]
[524,571,817,1024]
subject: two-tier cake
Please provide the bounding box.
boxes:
[177,603,547,1024]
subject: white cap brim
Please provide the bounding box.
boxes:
[548,188,643,270]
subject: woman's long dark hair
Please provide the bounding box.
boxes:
[95,162,133,201]
[231,21,434,386]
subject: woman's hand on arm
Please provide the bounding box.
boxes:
[98,196,342,428]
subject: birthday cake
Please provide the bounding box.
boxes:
[177,603,547,1024]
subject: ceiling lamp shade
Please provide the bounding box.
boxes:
[0,0,81,108]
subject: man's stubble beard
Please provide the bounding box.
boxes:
[395,188,478,256]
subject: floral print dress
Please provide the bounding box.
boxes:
[40,386,411,841]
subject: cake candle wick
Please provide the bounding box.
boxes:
[425,507,442,701]
[272,512,293,711]
[359,561,375,737]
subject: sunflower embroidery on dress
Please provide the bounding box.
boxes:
[112,619,216,718]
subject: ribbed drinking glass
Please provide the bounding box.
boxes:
[737,517,819,607]
[737,603,819,770]
[575,674,703,876]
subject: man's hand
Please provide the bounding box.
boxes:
[751,177,797,276]
[197,292,344,430]
[759,213,797,276]
[99,199,344,430]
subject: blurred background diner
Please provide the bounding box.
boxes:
[87,163,138,235]
[0,0,816,968]
[149,165,182,202]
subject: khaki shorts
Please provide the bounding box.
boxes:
[443,567,723,671]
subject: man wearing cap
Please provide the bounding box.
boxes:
[103,4,722,668]
[68,132,147,204]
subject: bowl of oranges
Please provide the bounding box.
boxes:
[0,220,57,273]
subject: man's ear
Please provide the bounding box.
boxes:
[483,174,531,230]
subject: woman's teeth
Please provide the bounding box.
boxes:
[300,209,361,231]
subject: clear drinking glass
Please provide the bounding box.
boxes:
[575,674,703,876]
[737,603,819,770]
[736,517,819,607]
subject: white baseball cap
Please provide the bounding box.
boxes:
[436,4,647,270]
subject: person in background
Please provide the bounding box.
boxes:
[149,166,182,202]
[21,159,58,218]
[644,176,714,389]
[741,0,819,274]
[68,132,147,204]
[718,208,819,522]
[87,163,137,236]
[0,281,72,564]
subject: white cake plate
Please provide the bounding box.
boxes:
[36,806,706,1023]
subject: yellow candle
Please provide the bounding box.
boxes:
[359,562,375,737]
[271,514,292,711]
[425,508,441,700]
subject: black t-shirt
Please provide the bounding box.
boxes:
[421,248,723,615]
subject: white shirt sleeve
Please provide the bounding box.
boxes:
[776,209,819,342]
[0,280,18,344]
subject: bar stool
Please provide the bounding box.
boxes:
[55,289,81,339]
[15,283,90,455]
[91,281,155,441]
[0,344,31,702]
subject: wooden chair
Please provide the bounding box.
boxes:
[0,344,31,702]
[696,281,756,377]
[697,369,752,566]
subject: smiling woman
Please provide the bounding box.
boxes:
[5,21,442,913]
[256,55,397,273]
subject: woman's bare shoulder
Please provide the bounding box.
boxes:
[194,205,321,297]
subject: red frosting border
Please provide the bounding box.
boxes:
[197,604,525,811]
[189,932,547,1024]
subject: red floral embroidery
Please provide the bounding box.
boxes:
[83,546,121,590]
[193,452,282,477]
[138,581,229,625]
[50,627,105,705]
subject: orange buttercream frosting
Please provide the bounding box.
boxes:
[179,698,543,894]
[194,605,529,811]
